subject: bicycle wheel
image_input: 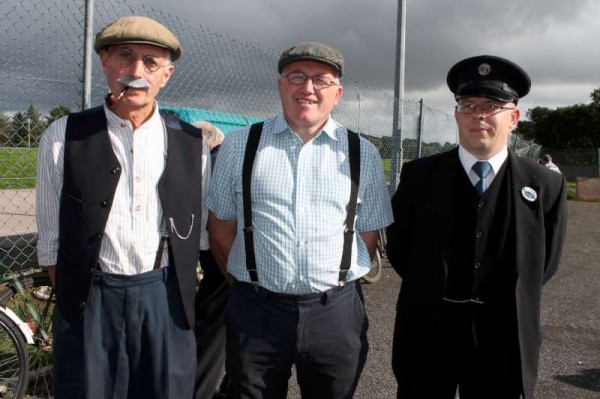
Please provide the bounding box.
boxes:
[0,270,54,398]
[0,311,29,398]
[362,248,383,284]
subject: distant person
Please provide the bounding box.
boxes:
[206,42,393,398]
[194,120,225,170]
[387,55,568,399]
[541,153,562,174]
[36,16,207,398]
[192,120,230,399]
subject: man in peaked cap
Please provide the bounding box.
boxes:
[387,55,567,399]
[37,15,208,398]
[206,42,393,398]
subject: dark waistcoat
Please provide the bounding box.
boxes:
[445,160,518,342]
[56,106,203,327]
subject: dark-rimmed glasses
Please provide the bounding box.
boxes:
[281,72,339,90]
[456,103,516,115]
[110,48,170,74]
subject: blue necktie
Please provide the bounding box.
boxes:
[472,161,492,195]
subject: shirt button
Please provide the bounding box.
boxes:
[135,205,141,211]
[299,275,304,282]
[476,231,483,239]
[474,262,481,269]
[135,176,141,182]
[79,301,86,309]
[120,123,127,128]
[478,200,485,208]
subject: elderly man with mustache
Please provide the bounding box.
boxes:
[36,15,209,398]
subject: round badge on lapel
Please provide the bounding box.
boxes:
[521,186,537,202]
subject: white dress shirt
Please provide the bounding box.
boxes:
[458,145,508,189]
[36,104,210,274]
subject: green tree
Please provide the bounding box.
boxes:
[0,113,11,146]
[9,105,47,147]
[513,92,600,149]
[46,105,71,125]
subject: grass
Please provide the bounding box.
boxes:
[0,147,37,189]
[567,181,577,200]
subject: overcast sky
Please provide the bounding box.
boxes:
[137,0,600,117]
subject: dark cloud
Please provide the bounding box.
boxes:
[139,0,600,113]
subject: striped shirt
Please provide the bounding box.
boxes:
[206,114,393,294]
[36,104,210,274]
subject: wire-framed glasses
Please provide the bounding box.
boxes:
[282,72,339,90]
[110,48,169,74]
[455,103,516,114]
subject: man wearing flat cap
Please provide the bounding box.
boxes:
[387,55,567,399]
[36,15,208,398]
[207,42,393,398]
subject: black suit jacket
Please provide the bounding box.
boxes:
[387,148,567,399]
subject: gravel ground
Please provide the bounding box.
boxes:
[23,201,599,398]
[287,200,600,398]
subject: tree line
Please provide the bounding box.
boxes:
[0,105,70,147]
[514,87,600,149]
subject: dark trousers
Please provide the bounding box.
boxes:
[393,303,523,399]
[225,280,369,399]
[53,268,196,399]
[194,250,230,399]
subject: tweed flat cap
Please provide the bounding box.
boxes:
[94,16,182,61]
[278,42,344,77]
[447,55,530,103]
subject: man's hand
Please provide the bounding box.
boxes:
[47,265,56,288]
[207,211,237,279]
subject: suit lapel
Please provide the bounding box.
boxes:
[434,149,461,260]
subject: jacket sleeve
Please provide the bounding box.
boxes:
[542,175,568,284]
[386,163,414,278]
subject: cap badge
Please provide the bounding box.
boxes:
[478,63,491,76]
[521,186,537,202]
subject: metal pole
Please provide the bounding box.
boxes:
[81,0,94,110]
[390,0,406,193]
[416,98,424,158]
[357,93,361,136]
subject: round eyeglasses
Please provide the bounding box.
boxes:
[455,103,516,114]
[282,72,339,90]
[110,48,169,74]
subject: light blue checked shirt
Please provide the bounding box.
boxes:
[206,114,393,294]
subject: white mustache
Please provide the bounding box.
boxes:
[117,76,151,89]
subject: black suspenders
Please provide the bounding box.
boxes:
[242,122,361,287]
[242,122,264,285]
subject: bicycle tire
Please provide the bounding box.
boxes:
[362,248,383,284]
[0,311,29,398]
[0,269,54,398]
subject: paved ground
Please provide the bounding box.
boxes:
[288,200,600,398]
[2,193,598,398]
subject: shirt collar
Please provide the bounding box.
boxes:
[458,145,508,175]
[103,101,162,131]
[273,114,340,141]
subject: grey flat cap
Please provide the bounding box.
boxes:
[94,16,182,61]
[278,42,344,77]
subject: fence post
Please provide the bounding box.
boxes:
[81,0,94,110]
[416,98,424,158]
[391,0,407,194]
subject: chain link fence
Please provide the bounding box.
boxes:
[1,0,539,274]
[541,148,600,181]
